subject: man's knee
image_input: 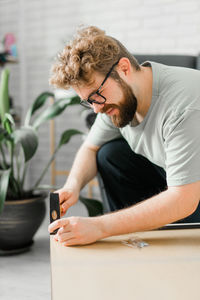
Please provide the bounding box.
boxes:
[97,139,126,169]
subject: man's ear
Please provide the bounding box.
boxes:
[117,57,132,78]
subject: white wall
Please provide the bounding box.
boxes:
[0,0,200,191]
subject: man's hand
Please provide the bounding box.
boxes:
[55,188,79,217]
[53,142,99,217]
[48,217,103,246]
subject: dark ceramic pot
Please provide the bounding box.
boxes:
[0,194,46,254]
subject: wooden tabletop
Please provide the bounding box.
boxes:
[50,229,200,300]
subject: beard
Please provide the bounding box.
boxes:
[101,78,137,128]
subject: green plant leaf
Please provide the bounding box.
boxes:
[33,95,80,129]
[4,113,15,125]
[0,168,11,214]
[12,126,38,162]
[0,127,12,143]
[2,113,14,135]
[0,128,4,141]
[0,68,10,123]
[66,95,80,105]
[58,129,83,148]
[0,127,7,142]
[3,112,15,133]
[79,195,103,217]
[24,92,54,126]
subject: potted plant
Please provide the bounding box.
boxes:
[0,68,86,254]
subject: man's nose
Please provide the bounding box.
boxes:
[92,103,105,113]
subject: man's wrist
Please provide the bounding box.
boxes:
[93,215,111,239]
[63,177,80,192]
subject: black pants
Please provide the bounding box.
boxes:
[97,138,200,222]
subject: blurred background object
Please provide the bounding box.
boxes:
[0,32,18,66]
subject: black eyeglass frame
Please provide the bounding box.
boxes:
[80,60,119,108]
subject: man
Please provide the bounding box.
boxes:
[48,26,200,246]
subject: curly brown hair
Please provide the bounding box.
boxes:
[49,26,140,89]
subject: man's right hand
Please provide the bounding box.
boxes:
[55,188,79,217]
[53,141,99,217]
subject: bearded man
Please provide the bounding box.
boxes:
[48,26,200,246]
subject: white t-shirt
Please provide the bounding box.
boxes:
[86,61,200,186]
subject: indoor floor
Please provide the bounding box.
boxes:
[0,200,88,300]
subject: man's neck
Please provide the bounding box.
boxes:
[134,65,153,123]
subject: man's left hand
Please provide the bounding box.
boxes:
[48,216,103,246]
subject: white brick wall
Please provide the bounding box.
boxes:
[0,0,200,194]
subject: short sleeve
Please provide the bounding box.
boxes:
[86,113,122,147]
[164,109,200,186]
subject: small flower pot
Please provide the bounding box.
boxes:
[0,194,46,255]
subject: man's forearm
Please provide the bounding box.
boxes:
[97,187,198,238]
[63,142,98,192]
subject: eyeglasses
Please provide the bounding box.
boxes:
[80,60,119,109]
